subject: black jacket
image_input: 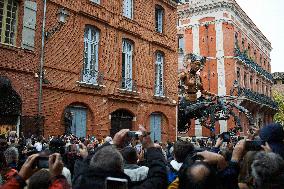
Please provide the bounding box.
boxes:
[72,146,168,189]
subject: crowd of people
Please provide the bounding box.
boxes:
[1,123,284,189]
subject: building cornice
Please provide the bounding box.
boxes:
[178,0,272,51]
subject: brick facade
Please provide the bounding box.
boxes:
[0,0,178,142]
[177,0,276,137]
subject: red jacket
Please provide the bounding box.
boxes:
[0,174,70,189]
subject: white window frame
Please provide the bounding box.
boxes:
[155,6,163,33]
[83,26,100,85]
[0,0,18,45]
[90,0,100,4]
[155,52,164,96]
[122,39,133,90]
[123,0,133,19]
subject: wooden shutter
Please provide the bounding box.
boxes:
[22,1,37,50]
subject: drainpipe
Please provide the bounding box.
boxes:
[38,0,47,116]
[205,23,210,91]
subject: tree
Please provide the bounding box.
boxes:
[273,91,284,126]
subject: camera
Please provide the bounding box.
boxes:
[220,132,231,142]
[36,156,49,169]
[127,131,142,139]
[245,140,265,151]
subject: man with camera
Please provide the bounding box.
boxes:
[72,125,168,189]
[1,153,69,189]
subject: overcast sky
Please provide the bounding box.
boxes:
[235,0,284,73]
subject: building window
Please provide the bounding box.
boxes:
[90,0,100,4]
[244,73,247,88]
[234,32,238,47]
[250,76,253,90]
[123,0,133,19]
[155,52,164,96]
[256,79,259,92]
[155,5,164,33]
[122,39,133,90]
[83,26,100,84]
[237,68,241,82]
[0,0,18,45]
[259,55,262,66]
[178,35,184,54]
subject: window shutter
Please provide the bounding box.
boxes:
[22,1,37,50]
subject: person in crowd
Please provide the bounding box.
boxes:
[72,126,168,189]
[121,146,149,184]
[259,123,284,158]
[168,140,194,183]
[4,147,19,170]
[251,151,284,189]
[238,151,258,189]
[34,139,43,152]
[27,169,51,189]
[1,153,70,189]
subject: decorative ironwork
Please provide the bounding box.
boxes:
[120,78,137,92]
[239,87,278,109]
[234,47,273,81]
[81,69,104,86]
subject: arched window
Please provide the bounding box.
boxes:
[122,39,133,90]
[123,0,133,19]
[155,52,164,96]
[83,26,100,84]
[155,5,164,33]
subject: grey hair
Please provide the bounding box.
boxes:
[4,147,19,164]
[90,146,123,172]
[251,152,284,189]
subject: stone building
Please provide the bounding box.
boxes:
[0,0,178,142]
[177,0,277,137]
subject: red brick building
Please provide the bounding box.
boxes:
[177,0,277,137]
[0,0,178,142]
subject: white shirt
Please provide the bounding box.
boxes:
[34,142,42,152]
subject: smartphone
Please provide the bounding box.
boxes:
[221,132,231,142]
[105,177,128,189]
[127,131,142,139]
[37,156,49,168]
[245,140,265,151]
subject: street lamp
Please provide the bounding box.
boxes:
[45,8,70,39]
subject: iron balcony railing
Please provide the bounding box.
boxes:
[239,87,278,109]
[234,47,273,81]
[120,78,138,92]
[81,69,104,86]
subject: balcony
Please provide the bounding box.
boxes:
[239,87,278,110]
[78,69,104,88]
[234,47,273,81]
